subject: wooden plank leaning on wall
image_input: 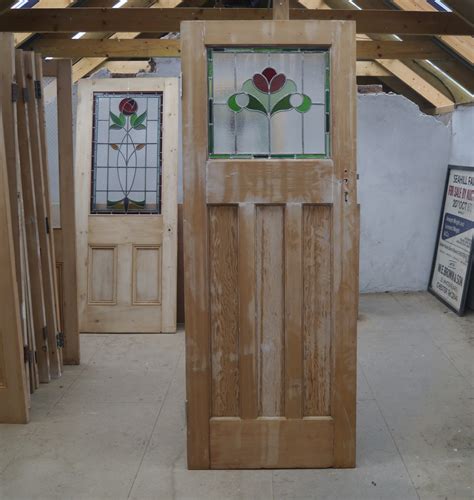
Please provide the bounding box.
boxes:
[0,98,29,423]
[15,49,51,384]
[42,58,80,364]
[0,34,38,394]
[34,53,63,368]
[23,51,62,378]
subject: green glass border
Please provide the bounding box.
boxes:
[207,46,331,159]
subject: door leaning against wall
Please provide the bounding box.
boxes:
[182,20,358,469]
[75,78,178,333]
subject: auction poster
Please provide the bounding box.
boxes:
[429,165,474,315]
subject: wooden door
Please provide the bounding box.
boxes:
[182,20,358,469]
[76,78,178,333]
[0,101,28,423]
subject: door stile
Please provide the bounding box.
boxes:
[330,22,357,468]
[75,79,93,331]
[284,203,303,419]
[238,203,258,420]
[160,79,179,333]
[182,21,211,470]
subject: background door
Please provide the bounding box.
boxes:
[76,78,178,333]
[183,20,358,469]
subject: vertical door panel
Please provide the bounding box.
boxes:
[209,205,239,417]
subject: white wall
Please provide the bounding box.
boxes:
[450,104,474,167]
[357,93,453,292]
[45,61,473,293]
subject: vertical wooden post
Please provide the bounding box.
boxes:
[0,100,29,423]
[273,0,289,20]
[56,59,80,364]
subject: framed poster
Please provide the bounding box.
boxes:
[429,165,474,315]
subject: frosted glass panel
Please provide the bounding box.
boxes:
[271,109,303,155]
[212,52,236,104]
[303,105,326,155]
[236,109,269,155]
[91,92,163,214]
[208,48,330,158]
[213,104,236,154]
[303,52,327,104]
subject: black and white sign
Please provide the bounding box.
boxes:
[429,165,474,315]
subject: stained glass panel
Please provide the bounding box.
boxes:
[208,48,330,159]
[91,92,163,214]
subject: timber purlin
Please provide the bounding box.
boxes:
[0,8,472,35]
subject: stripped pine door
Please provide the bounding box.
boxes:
[76,78,178,333]
[182,20,358,469]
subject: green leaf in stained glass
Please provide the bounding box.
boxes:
[246,95,267,114]
[268,79,297,110]
[109,124,122,130]
[228,94,242,112]
[271,95,293,115]
[129,113,138,127]
[132,111,147,129]
[295,94,312,113]
[110,111,125,128]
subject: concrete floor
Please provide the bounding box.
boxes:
[0,292,472,500]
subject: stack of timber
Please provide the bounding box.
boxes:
[0,33,64,401]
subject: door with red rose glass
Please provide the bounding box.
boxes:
[182,21,358,469]
[76,78,178,333]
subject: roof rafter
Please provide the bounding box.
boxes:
[442,0,474,26]
[0,0,15,15]
[390,0,473,65]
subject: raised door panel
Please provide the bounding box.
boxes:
[133,245,162,305]
[88,246,117,304]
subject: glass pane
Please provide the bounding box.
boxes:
[303,52,327,104]
[91,91,162,214]
[303,105,326,155]
[208,48,330,159]
[212,104,236,154]
[236,109,269,155]
[271,109,303,155]
[212,52,237,104]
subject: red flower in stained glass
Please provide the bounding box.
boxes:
[119,97,138,116]
[252,67,286,93]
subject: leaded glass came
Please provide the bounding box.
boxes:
[91,92,163,214]
[208,48,330,159]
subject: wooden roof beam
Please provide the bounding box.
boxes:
[13,0,74,47]
[1,8,472,35]
[31,38,453,60]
